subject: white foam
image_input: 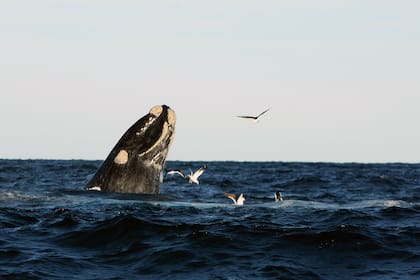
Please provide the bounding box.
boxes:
[0,191,38,201]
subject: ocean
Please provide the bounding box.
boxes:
[0,159,419,279]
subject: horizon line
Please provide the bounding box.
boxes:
[0,157,419,165]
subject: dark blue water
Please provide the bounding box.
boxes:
[1,159,419,279]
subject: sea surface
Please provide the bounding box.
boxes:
[0,159,419,279]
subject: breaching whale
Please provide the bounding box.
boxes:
[85,105,176,194]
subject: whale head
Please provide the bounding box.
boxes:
[86,105,176,194]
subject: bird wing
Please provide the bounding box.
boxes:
[256,108,271,118]
[167,170,186,178]
[192,166,206,179]
[237,115,257,119]
[224,193,237,203]
[237,193,245,205]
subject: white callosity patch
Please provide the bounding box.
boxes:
[135,109,161,137]
[114,149,129,165]
[136,117,155,136]
[166,108,176,125]
[149,105,163,117]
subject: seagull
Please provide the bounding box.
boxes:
[167,166,207,184]
[187,166,207,184]
[274,191,283,202]
[224,193,245,205]
[237,108,271,122]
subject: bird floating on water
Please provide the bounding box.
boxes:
[237,108,271,122]
[225,193,246,205]
[274,191,283,202]
[167,166,207,185]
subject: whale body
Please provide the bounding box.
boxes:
[85,105,176,194]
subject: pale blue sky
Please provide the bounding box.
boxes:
[1,0,419,162]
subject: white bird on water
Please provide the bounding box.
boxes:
[167,166,207,185]
[237,108,271,122]
[225,193,246,205]
[274,191,283,202]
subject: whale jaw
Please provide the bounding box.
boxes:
[86,105,176,194]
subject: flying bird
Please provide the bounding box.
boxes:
[166,166,207,185]
[274,191,283,202]
[187,166,207,184]
[224,193,246,205]
[237,108,271,122]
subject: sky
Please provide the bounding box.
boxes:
[1,0,419,162]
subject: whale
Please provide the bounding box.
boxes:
[85,105,176,194]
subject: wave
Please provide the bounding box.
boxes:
[2,187,418,213]
[47,213,420,279]
[2,160,420,279]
